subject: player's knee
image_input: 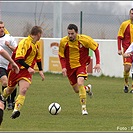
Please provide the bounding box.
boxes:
[2,81,7,87]
[20,87,28,95]
[124,64,131,72]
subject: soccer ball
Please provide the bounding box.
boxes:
[48,102,61,115]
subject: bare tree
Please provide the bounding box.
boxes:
[34,2,52,37]
[23,2,52,37]
[23,22,33,37]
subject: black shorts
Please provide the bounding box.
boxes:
[0,67,8,78]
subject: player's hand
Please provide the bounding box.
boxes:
[11,62,20,74]
[62,68,67,76]
[39,70,45,81]
[123,52,133,57]
[5,41,10,47]
[93,64,101,73]
[118,50,122,55]
[28,67,35,75]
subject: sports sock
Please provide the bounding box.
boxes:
[82,105,87,111]
[2,86,6,92]
[0,109,3,125]
[7,96,11,104]
[11,88,17,103]
[2,86,12,104]
[79,85,86,108]
[131,73,133,90]
[2,87,9,100]
[2,86,13,105]
[14,95,25,111]
[124,71,129,86]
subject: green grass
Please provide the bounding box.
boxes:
[0,72,133,131]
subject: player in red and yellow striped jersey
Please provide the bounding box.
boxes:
[59,24,101,115]
[1,26,45,119]
[4,28,9,34]
[117,8,133,93]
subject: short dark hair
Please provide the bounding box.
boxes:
[30,26,43,35]
[67,24,78,33]
[129,8,133,13]
[0,21,4,24]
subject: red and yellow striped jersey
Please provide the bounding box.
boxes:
[12,35,41,69]
[117,19,133,50]
[59,34,98,69]
[4,28,9,34]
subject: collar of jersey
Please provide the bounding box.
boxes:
[0,33,5,38]
[28,35,36,44]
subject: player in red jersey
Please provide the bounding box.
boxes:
[0,46,19,125]
[1,26,45,119]
[117,8,133,93]
[59,24,101,115]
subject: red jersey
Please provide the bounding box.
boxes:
[117,19,133,51]
[59,34,99,70]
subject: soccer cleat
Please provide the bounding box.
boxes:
[82,109,88,115]
[130,89,133,93]
[86,84,93,98]
[124,86,129,93]
[10,110,20,119]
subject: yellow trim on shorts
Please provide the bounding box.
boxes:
[17,77,32,84]
[77,74,88,80]
[124,62,132,66]
[73,83,77,88]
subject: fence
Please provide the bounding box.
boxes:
[1,11,128,39]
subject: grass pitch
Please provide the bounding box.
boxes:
[0,72,132,132]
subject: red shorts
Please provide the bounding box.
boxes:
[123,56,132,65]
[123,48,132,65]
[8,69,32,87]
[67,65,88,86]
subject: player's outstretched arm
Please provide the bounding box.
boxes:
[38,71,45,81]
[0,48,19,74]
[37,61,45,81]
[123,52,132,57]
[93,47,101,73]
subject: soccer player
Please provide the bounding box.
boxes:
[117,8,133,93]
[58,24,101,115]
[4,28,9,34]
[0,46,19,125]
[123,43,133,86]
[1,26,45,119]
[0,21,17,110]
